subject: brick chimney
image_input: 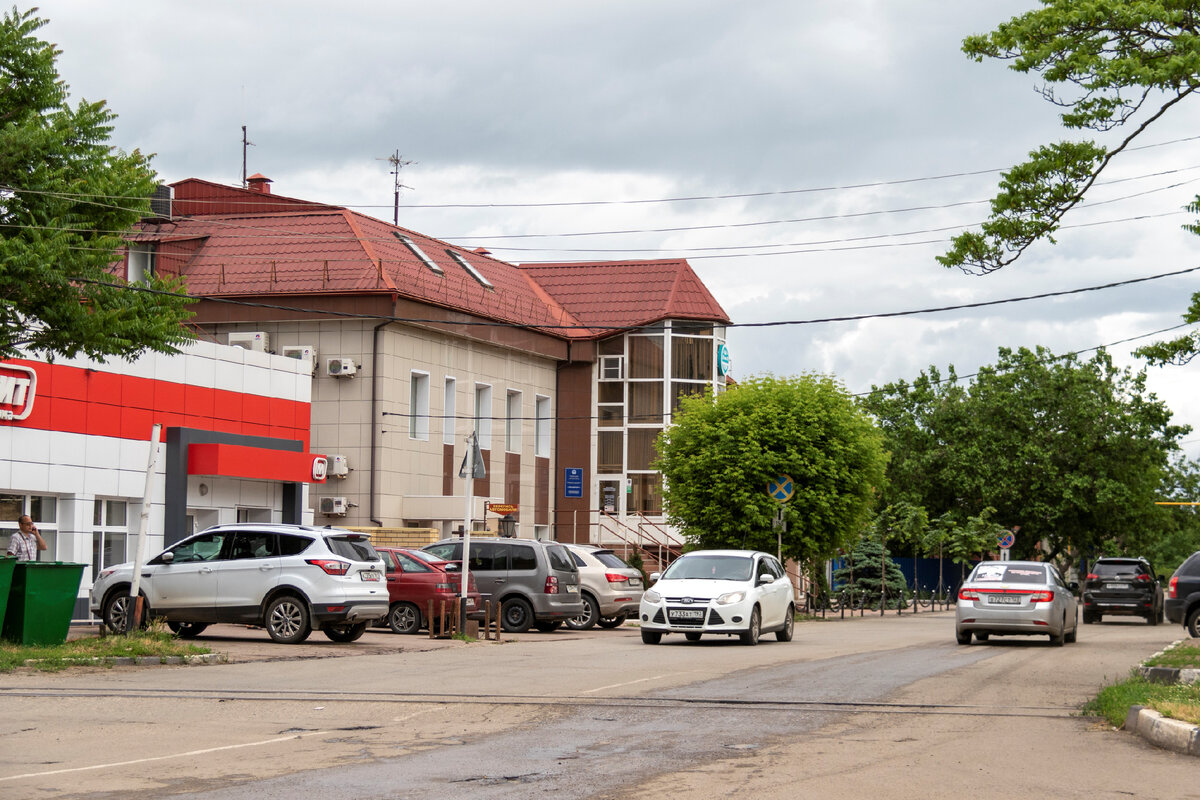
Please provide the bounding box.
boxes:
[246,173,273,194]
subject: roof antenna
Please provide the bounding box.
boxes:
[241,125,255,188]
[376,149,415,225]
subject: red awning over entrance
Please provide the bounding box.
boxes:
[187,443,327,483]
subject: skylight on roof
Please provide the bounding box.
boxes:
[394,233,443,275]
[447,250,495,290]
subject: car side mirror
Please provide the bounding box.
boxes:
[649,572,660,583]
[758,574,774,585]
[161,551,174,564]
[443,562,460,572]
[1068,581,1079,592]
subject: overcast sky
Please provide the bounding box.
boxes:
[31,1,1200,459]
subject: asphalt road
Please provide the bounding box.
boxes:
[1,611,1195,799]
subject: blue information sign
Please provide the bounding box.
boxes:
[564,467,584,498]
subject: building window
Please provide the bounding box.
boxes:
[92,499,128,578]
[627,428,661,471]
[127,244,155,283]
[410,371,430,440]
[475,384,493,449]
[1,493,58,562]
[628,335,663,379]
[671,381,708,413]
[599,355,624,381]
[394,233,444,275]
[535,395,551,458]
[629,474,663,515]
[629,382,663,424]
[505,390,522,453]
[443,377,457,445]
[597,431,623,474]
[671,336,713,381]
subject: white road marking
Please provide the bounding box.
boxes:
[0,730,333,782]
[582,674,669,694]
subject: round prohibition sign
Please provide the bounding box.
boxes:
[997,531,1015,550]
[768,475,794,503]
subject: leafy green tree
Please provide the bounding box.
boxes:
[832,536,907,608]
[938,1,1200,363]
[869,500,927,591]
[655,374,888,568]
[862,346,1188,575]
[946,508,1006,583]
[0,8,193,361]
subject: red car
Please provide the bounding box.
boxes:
[377,547,483,634]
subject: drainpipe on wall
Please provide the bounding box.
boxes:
[369,301,396,526]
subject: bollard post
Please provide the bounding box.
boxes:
[427,600,434,639]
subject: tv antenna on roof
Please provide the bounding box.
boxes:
[376,149,415,225]
[241,125,255,188]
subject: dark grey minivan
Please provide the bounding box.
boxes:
[423,537,584,632]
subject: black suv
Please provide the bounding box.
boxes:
[1166,550,1200,637]
[1082,557,1164,625]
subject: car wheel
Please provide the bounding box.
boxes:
[500,597,534,633]
[167,621,208,639]
[1050,618,1065,647]
[1083,611,1096,624]
[265,595,311,644]
[565,594,599,630]
[323,622,368,643]
[388,602,422,635]
[975,632,989,641]
[103,591,147,634]
[1147,609,1159,626]
[956,629,972,645]
[1065,618,1077,644]
[776,604,795,642]
[596,614,627,629]
[533,620,563,632]
[641,629,662,644]
[739,607,761,646]
[1158,606,1166,624]
[1187,606,1200,638]
[684,631,702,642]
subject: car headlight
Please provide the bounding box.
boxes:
[716,591,745,605]
[643,589,661,603]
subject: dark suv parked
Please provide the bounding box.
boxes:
[1083,557,1164,625]
[1166,550,1200,637]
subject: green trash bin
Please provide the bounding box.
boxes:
[2,561,86,646]
[0,557,15,628]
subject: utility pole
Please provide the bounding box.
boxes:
[376,149,414,225]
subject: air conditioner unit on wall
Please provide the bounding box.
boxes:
[281,345,318,374]
[319,496,348,516]
[228,331,270,352]
[326,357,357,378]
[328,454,349,477]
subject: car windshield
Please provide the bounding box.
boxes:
[662,555,752,582]
[325,534,380,562]
[546,545,576,572]
[971,564,1047,584]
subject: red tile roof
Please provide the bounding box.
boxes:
[132,179,728,341]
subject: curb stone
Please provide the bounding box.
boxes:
[22,652,228,668]
[1124,705,1200,757]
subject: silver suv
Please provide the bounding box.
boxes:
[423,537,583,632]
[90,523,388,644]
[563,543,644,630]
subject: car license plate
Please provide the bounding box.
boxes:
[466,598,476,608]
[1106,583,1129,590]
[630,578,642,587]
[566,585,579,593]
[359,570,382,581]
[987,594,1021,605]
[668,608,705,621]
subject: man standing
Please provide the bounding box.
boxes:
[7,515,47,561]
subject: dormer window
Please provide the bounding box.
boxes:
[127,244,155,283]
[394,233,443,275]
[447,250,494,290]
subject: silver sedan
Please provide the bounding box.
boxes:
[955,560,1079,646]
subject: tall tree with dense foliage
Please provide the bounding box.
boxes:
[0,8,193,361]
[862,346,1188,571]
[655,374,888,566]
[938,1,1200,364]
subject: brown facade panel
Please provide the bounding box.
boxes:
[473,449,491,497]
[535,456,549,526]
[505,452,520,505]
[443,443,455,496]
[554,361,593,543]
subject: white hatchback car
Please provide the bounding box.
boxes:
[90,523,388,644]
[638,550,795,645]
